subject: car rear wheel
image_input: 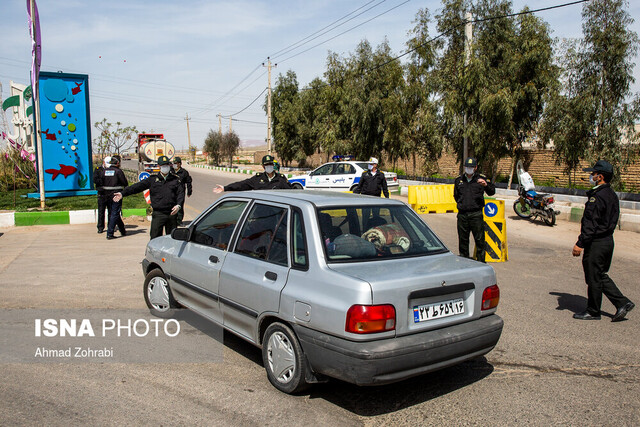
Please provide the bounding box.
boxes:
[349,184,358,192]
[143,268,178,318]
[262,322,309,394]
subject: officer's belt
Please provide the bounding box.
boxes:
[102,186,124,190]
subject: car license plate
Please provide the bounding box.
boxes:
[413,298,464,322]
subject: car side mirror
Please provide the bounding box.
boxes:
[171,227,190,241]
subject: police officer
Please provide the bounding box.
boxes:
[453,157,495,262]
[353,157,389,198]
[172,157,192,225]
[572,160,634,321]
[101,155,128,240]
[93,156,111,233]
[113,155,184,240]
[212,155,292,193]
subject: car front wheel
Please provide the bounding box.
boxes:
[143,268,178,318]
[291,182,304,190]
[262,322,309,394]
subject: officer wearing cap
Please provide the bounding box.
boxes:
[100,155,128,240]
[454,157,495,263]
[572,160,634,321]
[113,155,184,240]
[212,154,292,193]
[172,157,192,225]
[353,157,389,198]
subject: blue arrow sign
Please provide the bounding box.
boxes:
[484,202,497,218]
[138,172,150,181]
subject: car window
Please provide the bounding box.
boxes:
[235,204,289,266]
[191,200,248,249]
[356,162,369,171]
[317,205,447,261]
[333,163,356,175]
[312,164,334,176]
[292,209,308,269]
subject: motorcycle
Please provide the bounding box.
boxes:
[512,160,560,226]
[513,186,559,226]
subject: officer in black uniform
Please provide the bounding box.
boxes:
[93,156,110,233]
[101,155,128,240]
[212,155,292,193]
[572,160,634,321]
[172,157,192,225]
[353,157,389,198]
[453,157,495,263]
[113,155,184,240]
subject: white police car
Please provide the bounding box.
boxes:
[289,158,398,192]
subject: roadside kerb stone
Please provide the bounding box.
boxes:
[0,208,147,228]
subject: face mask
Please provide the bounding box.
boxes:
[465,167,475,175]
[160,165,171,175]
[589,174,598,186]
[264,165,274,174]
[172,164,179,170]
[368,164,374,171]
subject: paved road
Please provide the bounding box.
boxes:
[0,166,638,426]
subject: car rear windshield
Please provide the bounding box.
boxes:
[317,205,447,262]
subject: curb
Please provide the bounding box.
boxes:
[0,208,148,228]
[189,163,294,178]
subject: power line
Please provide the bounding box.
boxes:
[221,87,268,119]
[300,0,591,91]
[270,0,388,60]
[278,0,412,65]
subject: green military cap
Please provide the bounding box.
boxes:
[583,159,613,175]
[262,155,275,165]
[157,156,171,165]
[173,157,182,164]
[465,157,477,167]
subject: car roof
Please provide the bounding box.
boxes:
[222,190,405,208]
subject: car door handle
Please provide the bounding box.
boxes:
[209,255,219,263]
[265,271,277,281]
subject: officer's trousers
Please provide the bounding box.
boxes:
[150,210,177,240]
[106,198,126,237]
[457,210,486,263]
[97,194,107,232]
[583,235,630,315]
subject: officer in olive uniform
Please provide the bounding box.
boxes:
[213,155,292,193]
[572,160,634,322]
[172,157,192,225]
[113,155,184,240]
[100,156,128,240]
[453,157,495,263]
[353,157,389,198]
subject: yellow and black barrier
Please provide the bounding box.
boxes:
[480,199,508,263]
[408,184,458,214]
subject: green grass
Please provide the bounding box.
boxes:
[0,188,149,212]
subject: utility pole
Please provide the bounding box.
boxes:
[463,12,473,164]
[262,57,276,154]
[217,114,222,135]
[229,116,232,133]
[30,0,45,209]
[184,113,193,161]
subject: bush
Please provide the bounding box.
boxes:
[0,149,37,192]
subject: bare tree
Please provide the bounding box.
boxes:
[221,131,240,167]
[94,119,138,156]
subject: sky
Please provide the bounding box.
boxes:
[1,0,639,152]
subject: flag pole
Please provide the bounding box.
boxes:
[29,0,45,208]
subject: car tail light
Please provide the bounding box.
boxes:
[482,285,500,310]
[345,304,396,334]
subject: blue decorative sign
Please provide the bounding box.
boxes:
[29,72,94,198]
[138,172,150,181]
